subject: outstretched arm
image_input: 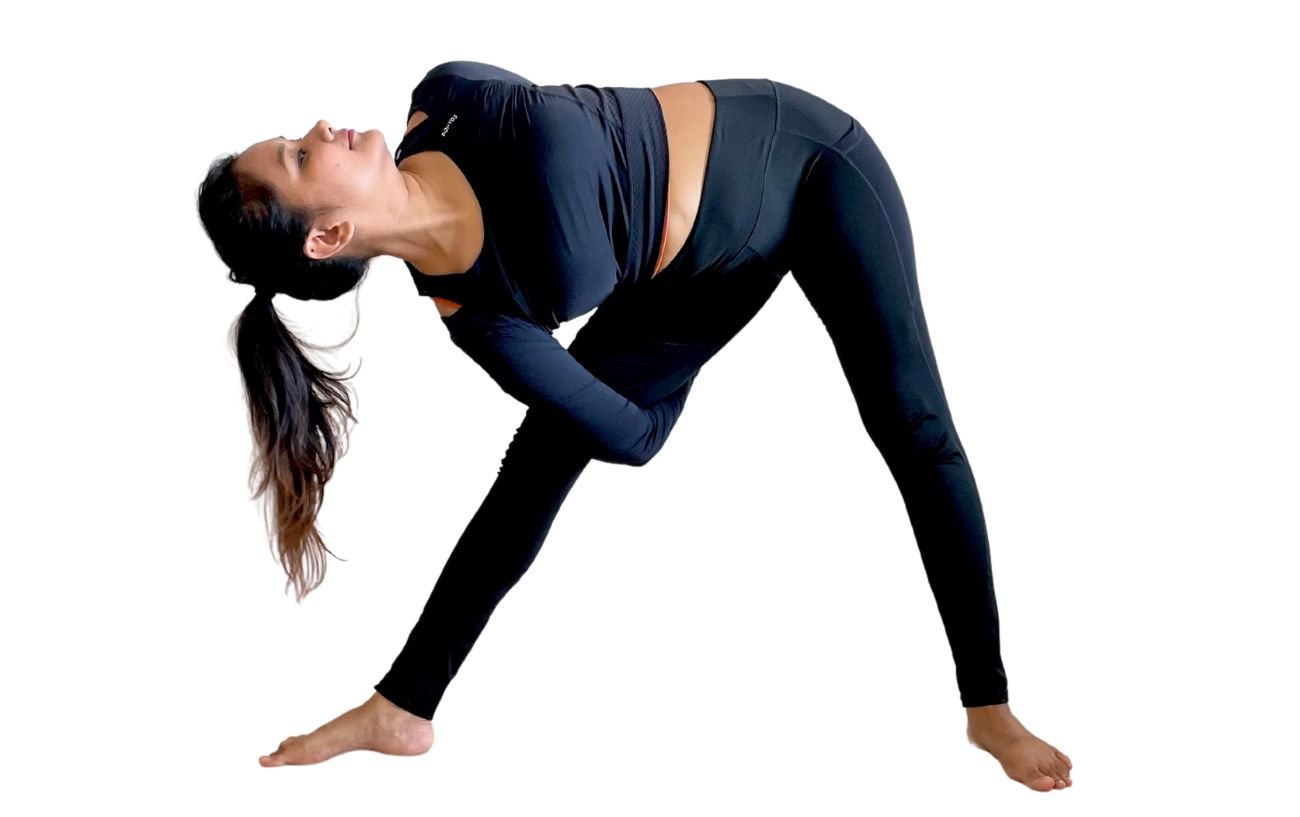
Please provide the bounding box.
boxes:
[444,308,696,466]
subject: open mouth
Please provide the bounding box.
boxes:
[347,129,354,149]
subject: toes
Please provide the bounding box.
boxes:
[1036,763,1070,791]
[1053,761,1071,785]
[261,736,302,766]
[1057,750,1072,770]
[1027,774,1056,792]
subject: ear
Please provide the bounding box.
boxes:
[303,220,356,262]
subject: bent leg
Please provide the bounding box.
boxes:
[789,127,1009,707]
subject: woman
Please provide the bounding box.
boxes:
[197,61,1072,790]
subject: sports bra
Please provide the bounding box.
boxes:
[393,61,690,465]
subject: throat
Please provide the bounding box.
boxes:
[440,214,484,275]
[401,152,485,277]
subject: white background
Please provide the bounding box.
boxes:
[3,0,1296,813]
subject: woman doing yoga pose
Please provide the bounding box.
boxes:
[196,61,1072,791]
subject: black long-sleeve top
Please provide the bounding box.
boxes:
[394,60,682,465]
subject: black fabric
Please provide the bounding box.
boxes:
[393,61,676,465]
[375,77,1009,720]
[393,60,668,322]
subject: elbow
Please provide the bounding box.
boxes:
[589,422,674,466]
[615,449,656,468]
[597,442,658,467]
[623,432,673,466]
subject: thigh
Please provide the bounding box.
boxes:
[787,129,963,459]
[789,119,939,374]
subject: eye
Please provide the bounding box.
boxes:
[298,148,307,167]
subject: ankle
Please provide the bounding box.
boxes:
[966,702,1011,719]
[966,704,1027,735]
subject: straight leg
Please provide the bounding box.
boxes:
[373,406,593,720]
[373,269,780,721]
[788,126,1009,707]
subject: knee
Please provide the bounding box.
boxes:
[878,404,965,468]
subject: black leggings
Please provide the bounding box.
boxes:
[375,78,1009,720]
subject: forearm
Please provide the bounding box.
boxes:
[566,373,696,466]
[449,309,698,468]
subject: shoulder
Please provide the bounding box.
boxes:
[419,60,534,87]
[406,61,535,121]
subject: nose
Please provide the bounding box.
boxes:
[309,120,336,142]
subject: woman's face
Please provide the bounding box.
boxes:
[238,119,389,215]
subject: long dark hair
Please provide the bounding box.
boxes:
[196,151,370,602]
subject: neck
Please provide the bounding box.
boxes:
[365,166,469,275]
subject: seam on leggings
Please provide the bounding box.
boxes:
[819,144,947,401]
[736,79,781,252]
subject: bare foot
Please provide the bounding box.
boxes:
[258,692,434,767]
[965,703,1072,792]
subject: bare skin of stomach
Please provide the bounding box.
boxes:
[400,82,716,319]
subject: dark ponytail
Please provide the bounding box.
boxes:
[197,151,370,602]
